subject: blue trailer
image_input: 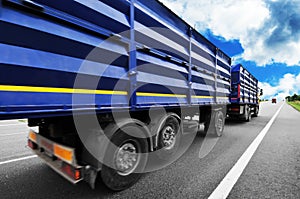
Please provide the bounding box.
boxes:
[0,0,231,190]
[227,64,261,121]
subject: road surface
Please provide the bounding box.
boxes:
[0,101,299,198]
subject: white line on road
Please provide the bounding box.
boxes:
[208,103,284,199]
[0,123,27,127]
[0,132,27,137]
[0,155,38,166]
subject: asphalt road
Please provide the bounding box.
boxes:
[0,101,299,199]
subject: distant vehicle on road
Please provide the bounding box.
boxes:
[272,98,277,103]
[227,64,262,122]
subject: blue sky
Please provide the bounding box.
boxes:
[160,0,300,100]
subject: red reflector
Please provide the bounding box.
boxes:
[28,140,37,149]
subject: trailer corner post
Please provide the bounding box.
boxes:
[214,47,219,103]
[129,0,137,108]
[188,27,193,105]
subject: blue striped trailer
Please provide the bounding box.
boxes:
[227,64,261,121]
[1,0,231,190]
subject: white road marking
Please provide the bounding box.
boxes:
[0,155,38,166]
[0,123,27,127]
[208,103,284,199]
[0,132,27,137]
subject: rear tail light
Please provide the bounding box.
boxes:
[231,107,240,112]
[237,84,241,98]
[75,169,81,180]
[61,163,81,181]
[28,139,37,149]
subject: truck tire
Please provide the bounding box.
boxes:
[253,107,259,117]
[213,110,225,137]
[204,110,225,137]
[244,106,251,122]
[156,114,181,160]
[101,125,148,191]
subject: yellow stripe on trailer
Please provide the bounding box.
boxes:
[217,96,229,99]
[0,85,127,95]
[0,85,228,100]
[192,95,214,99]
[137,92,187,98]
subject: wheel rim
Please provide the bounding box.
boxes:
[215,112,224,135]
[162,125,176,150]
[114,142,140,176]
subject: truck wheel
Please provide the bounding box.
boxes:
[101,126,148,191]
[156,114,181,160]
[244,106,251,122]
[253,107,259,117]
[213,111,225,137]
[204,110,225,137]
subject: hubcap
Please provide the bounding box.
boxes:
[215,112,224,133]
[114,142,140,176]
[162,126,176,150]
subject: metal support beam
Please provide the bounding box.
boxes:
[129,0,137,108]
[215,48,219,103]
[188,27,193,105]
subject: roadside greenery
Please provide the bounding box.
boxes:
[286,94,300,102]
[288,101,300,112]
[260,99,268,102]
[286,94,300,112]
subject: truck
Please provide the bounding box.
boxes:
[227,64,261,121]
[0,0,231,190]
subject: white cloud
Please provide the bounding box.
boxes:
[160,0,186,16]
[159,0,300,66]
[160,0,268,39]
[259,73,300,100]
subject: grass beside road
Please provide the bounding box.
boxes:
[288,101,300,112]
